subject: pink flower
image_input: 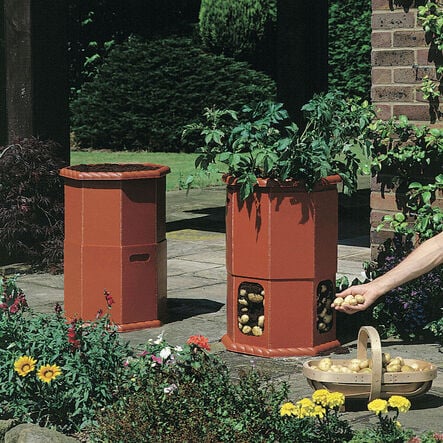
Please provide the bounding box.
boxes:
[104,290,115,307]
[151,355,163,365]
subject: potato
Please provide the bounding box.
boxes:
[333,297,344,306]
[340,366,353,374]
[318,358,332,371]
[238,298,248,306]
[390,357,403,366]
[344,295,355,303]
[248,293,264,303]
[348,297,358,306]
[252,326,263,336]
[258,315,265,327]
[239,289,247,296]
[240,307,248,312]
[359,359,370,369]
[348,362,361,372]
[382,352,391,365]
[386,363,401,372]
[330,365,342,373]
[359,368,372,373]
[323,314,333,324]
[355,294,365,304]
[242,325,252,334]
[318,322,327,331]
[401,365,415,372]
[240,314,249,324]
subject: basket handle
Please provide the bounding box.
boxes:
[357,326,382,401]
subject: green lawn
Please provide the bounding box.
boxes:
[70,150,224,191]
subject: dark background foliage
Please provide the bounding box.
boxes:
[0,139,65,271]
[70,36,276,152]
[328,0,372,99]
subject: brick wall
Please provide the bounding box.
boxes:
[371,0,433,122]
[370,0,438,258]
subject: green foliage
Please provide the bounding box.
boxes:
[0,278,130,433]
[71,36,276,152]
[183,90,375,199]
[369,116,443,339]
[328,0,372,99]
[91,334,289,442]
[0,139,65,271]
[198,0,276,61]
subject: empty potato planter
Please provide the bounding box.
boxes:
[60,163,170,331]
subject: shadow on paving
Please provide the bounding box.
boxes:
[164,298,224,323]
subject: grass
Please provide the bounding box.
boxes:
[70,150,224,191]
[70,150,370,192]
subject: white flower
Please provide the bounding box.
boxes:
[174,345,183,352]
[153,331,164,345]
[163,383,178,395]
[159,346,171,360]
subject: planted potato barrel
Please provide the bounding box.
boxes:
[222,175,341,357]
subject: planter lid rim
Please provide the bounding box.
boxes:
[222,174,342,190]
[59,163,171,181]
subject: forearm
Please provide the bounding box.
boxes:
[372,232,443,293]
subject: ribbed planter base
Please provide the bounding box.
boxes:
[221,334,341,358]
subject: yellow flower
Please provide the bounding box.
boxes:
[368,398,388,415]
[37,364,62,383]
[388,395,411,413]
[14,356,37,377]
[312,405,326,418]
[294,398,315,418]
[326,391,345,409]
[312,389,330,406]
[280,402,297,417]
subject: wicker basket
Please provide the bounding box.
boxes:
[303,326,437,401]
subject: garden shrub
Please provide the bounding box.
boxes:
[198,0,277,70]
[0,279,130,433]
[91,334,290,442]
[70,36,276,152]
[0,138,65,271]
[329,0,372,99]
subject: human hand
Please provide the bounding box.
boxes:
[332,283,382,314]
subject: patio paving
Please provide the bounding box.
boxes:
[4,186,443,436]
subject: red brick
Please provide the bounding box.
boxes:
[372,67,392,84]
[372,85,415,102]
[374,103,392,120]
[370,192,403,211]
[372,0,391,11]
[393,30,426,47]
[372,49,415,66]
[393,67,417,83]
[372,31,392,48]
[416,48,431,65]
[372,12,416,30]
[392,104,431,121]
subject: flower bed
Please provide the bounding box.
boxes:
[0,275,442,442]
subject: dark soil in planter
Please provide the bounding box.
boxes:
[69,163,158,173]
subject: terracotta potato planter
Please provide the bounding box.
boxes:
[60,163,170,331]
[222,175,341,357]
